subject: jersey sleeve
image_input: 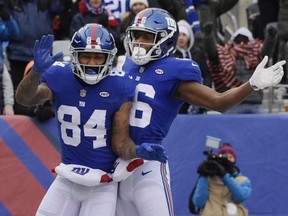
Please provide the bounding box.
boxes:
[176,58,203,83]
[168,58,203,97]
[41,62,70,90]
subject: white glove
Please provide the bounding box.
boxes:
[249,56,286,90]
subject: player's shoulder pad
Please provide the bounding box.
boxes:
[174,57,199,67]
[167,57,201,72]
[44,61,72,78]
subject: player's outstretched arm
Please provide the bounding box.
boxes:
[176,56,286,112]
[15,34,63,106]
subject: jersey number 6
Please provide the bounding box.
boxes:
[129,83,154,128]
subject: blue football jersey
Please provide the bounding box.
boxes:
[42,62,135,172]
[123,57,202,146]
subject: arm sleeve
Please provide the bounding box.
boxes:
[222,174,252,203]
[192,176,209,208]
[2,64,14,107]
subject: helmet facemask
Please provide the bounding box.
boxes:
[125,27,175,65]
[124,8,178,66]
[71,47,116,85]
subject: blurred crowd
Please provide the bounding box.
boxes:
[0,0,287,119]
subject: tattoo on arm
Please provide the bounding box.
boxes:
[16,70,52,106]
[112,101,137,159]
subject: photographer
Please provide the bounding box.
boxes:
[190,143,251,216]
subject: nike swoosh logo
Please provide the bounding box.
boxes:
[142,170,152,176]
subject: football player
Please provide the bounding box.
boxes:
[114,8,286,216]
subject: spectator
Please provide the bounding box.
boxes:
[190,143,251,216]
[51,0,76,40]
[257,0,279,41]
[1,64,14,115]
[174,19,211,114]
[195,0,238,44]
[277,0,288,84]
[255,0,288,84]
[6,0,58,115]
[185,0,203,34]
[0,0,19,115]
[204,26,278,114]
[69,0,120,43]
[104,0,130,25]
[158,0,186,21]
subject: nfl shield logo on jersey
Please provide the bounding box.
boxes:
[80,89,87,97]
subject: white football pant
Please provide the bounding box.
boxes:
[116,161,174,216]
[36,175,118,216]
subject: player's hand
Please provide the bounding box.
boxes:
[32,34,63,74]
[135,143,168,163]
[249,56,286,90]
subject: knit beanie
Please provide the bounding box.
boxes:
[231,27,254,42]
[217,143,236,161]
[130,0,149,8]
[177,19,194,50]
[179,25,190,37]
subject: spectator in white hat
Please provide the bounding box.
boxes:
[204,24,278,114]
[129,0,148,10]
[118,0,149,56]
[174,20,211,114]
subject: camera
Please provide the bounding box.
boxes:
[206,136,233,164]
[197,136,233,177]
[203,149,228,163]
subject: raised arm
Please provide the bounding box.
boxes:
[15,34,63,106]
[16,70,52,106]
